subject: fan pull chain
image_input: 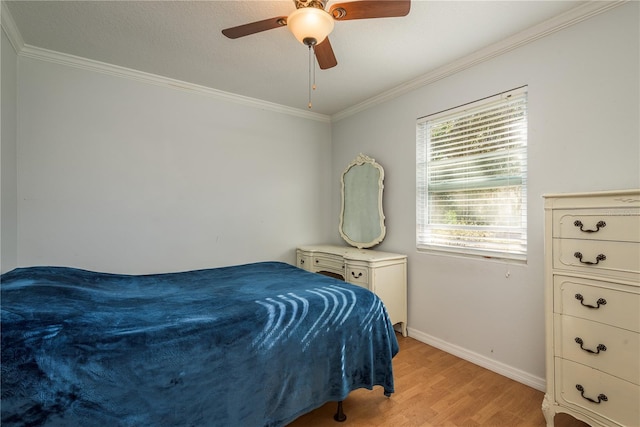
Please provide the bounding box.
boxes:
[312,46,317,92]
[308,45,311,108]
[308,45,315,109]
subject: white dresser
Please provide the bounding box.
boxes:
[296,245,407,336]
[542,190,640,427]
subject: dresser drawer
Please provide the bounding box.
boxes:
[345,266,368,288]
[555,358,640,427]
[311,254,344,276]
[554,276,640,332]
[554,314,640,384]
[553,210,640,242]
[553,239,640,278]
[297,252,311,270]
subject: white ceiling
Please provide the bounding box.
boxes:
[5,0,593,116]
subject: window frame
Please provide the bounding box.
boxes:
[416,86,528,261]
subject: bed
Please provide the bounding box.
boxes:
[1,261,398,426]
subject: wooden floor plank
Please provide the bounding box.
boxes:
[287,334,588,426]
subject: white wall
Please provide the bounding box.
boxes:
[330,2,639,389]
[16,57,334,274]
[1,28,18,273]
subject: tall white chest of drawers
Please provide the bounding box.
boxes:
[542,190,640,427]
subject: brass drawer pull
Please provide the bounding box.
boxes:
[575,384,608,404]
[574,337,606,354]
[573,220,606,233]
[574,252,606,265]
[574,293,606,309]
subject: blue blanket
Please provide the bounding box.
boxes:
[1,262,398,426]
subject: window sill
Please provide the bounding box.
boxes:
[416,245,528,264]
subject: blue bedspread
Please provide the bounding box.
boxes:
[1,262,398,426]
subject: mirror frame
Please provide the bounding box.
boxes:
[339,153,386,249]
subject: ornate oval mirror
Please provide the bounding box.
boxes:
[339,154,386,248]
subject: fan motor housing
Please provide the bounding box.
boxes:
[295,0,327,10]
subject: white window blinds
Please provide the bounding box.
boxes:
[416,87,528,260]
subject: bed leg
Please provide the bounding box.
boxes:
[333,401,347,422]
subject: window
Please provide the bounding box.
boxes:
[416,87,528,261]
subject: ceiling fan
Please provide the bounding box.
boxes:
[222,0,411,70]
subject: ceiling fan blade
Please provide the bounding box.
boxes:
[314,38,338,70]
[222,16,288,39]
[329,0,410,20]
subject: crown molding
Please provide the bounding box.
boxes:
[1,0,330,124]
[17,45,331,123]
[1,1,24,53]
[331,0,627,122]
[2,0,625,124]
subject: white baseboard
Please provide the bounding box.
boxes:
[407,327,546,392]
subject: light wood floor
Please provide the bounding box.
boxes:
[288,333,589,426]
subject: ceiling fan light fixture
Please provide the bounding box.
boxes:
[287,7,334,45]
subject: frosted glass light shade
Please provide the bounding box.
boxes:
[287,7,334,45]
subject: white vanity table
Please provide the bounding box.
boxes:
[296,154,408,337]
[296,245,407,336]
